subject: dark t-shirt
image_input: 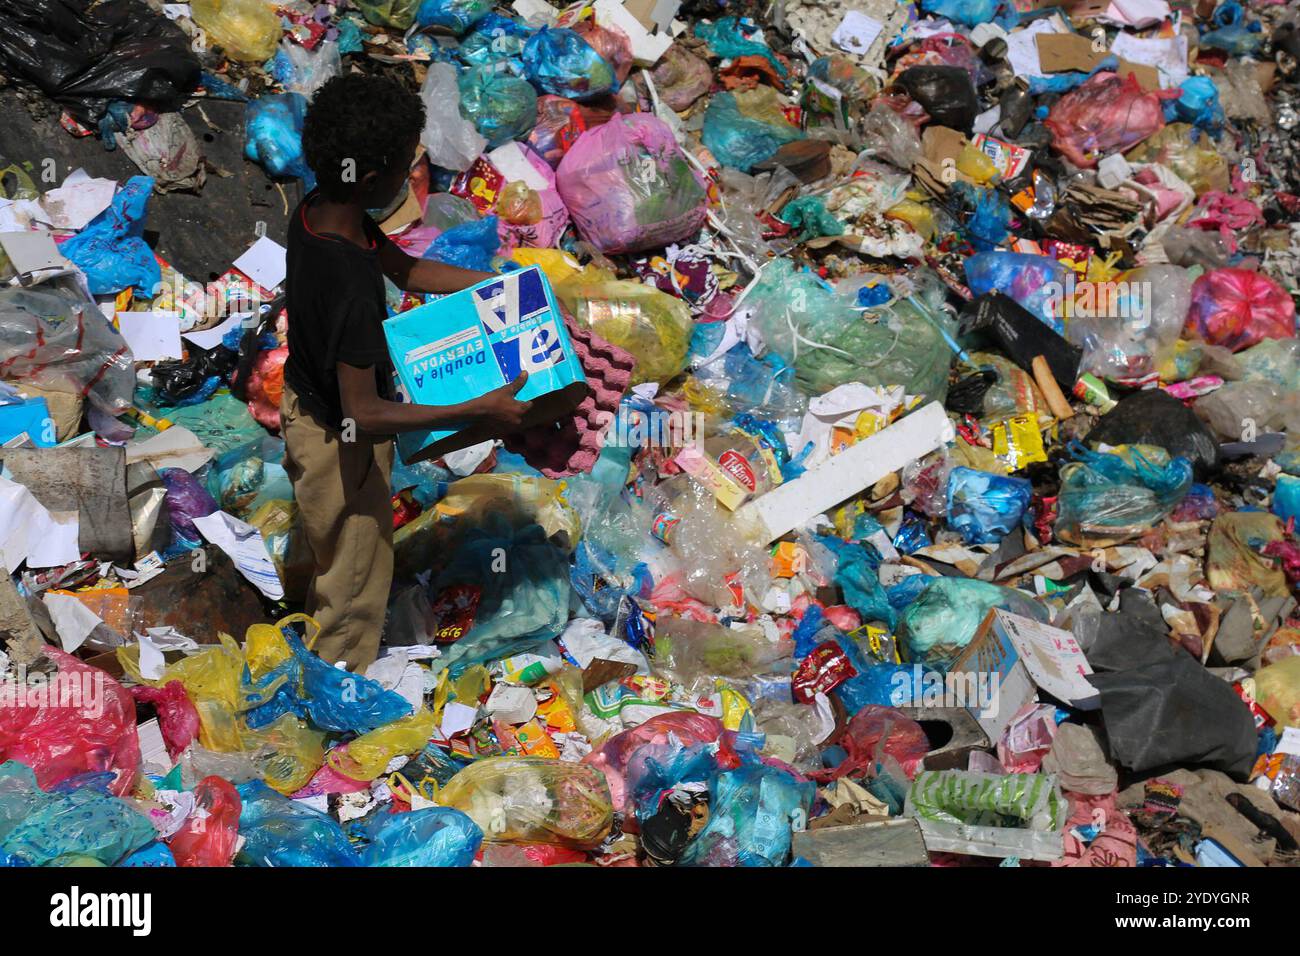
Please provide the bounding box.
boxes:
[283,192,396,431]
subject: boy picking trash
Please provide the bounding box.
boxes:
[281,74,531,671]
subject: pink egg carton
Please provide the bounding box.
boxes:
[502,311,637,478]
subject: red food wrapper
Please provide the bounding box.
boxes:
[450,156,505,215]
[430,584,482,644]
[792,639,857,703]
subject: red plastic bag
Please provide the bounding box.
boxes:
[168,776,242,867]
[131,681,201,760]
[0,648,141,796]
[1045,71,1175,168]
[1185,267,1296,352]
[526,94,588,168]
[811,704,930,783]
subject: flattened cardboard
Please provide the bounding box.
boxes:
[1035,32,1161,91]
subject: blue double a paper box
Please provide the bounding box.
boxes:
[383,266,587,463]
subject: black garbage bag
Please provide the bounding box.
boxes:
[1077,587,1178,672]
[150,342,238,405]
[0,0,200,124]
[897,65,979,134]
[1084,388,1221,477]
[1089,651,1258,780]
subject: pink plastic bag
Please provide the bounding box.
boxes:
[556,113,708,254]
[1045,72,1176,169]
[0,648,141,796]
[1185,267,1296,352]
[131,681,201,760]
[495,145,570,250]
[168,776,241,867]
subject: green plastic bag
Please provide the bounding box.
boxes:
[900,577,1045,672]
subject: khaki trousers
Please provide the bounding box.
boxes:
[280,382,394,671]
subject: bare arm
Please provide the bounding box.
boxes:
[378,241,495,294]
[337,361,531,437]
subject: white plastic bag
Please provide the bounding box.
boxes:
[420,62,488,173]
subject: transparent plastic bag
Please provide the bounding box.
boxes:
[121,634,246,753]
[277,38,341,99]
[860,100,923,171]
[1066,265,1193,380]
[191,0,282,62]
[235,780,360,866]
[350,806,483,866]
[436,756,613,848]
[652,618,789,692]
[0,276,135,415]
[1124,123,1229,195]
[523,27,617,101]
[679,763,815,867]
[582,713,724,813]
[326,709,437,782]
[1045,72,1174,169]
[814,704,930,783]
[458,65,538,149]
[206,436,292,519]
[419,61,487,173]
[353,0,420,29]
[556,271,693,385]
[1055,442,1193,543]
[556,113,708,254]
[0,649,141,796]
[526,94,587,168]
[245,713,325,795]
[905,769,1066,861]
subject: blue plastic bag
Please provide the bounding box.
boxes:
[245,93,314,184]
[1199,3,1264,55]
[0,768,155,867]
[1171,75,1224,131]
[236,781,361,866]
[1056,442,1193,541]
[901,577,1047,672]
[286,630,413,734]
[417,0,493,34]
[678,763,815,867]
[459,13,532,66]
[694,18,787,81]
[1273,474,1300,522]
[349,807,483,866]
[816,535,896,629]
[921,0,1000,26]
[522,28,616,101]
[946,466,1032,545]
[423,216,501,271]
[458,64,538,148]
[964,251,1070,332]
[702,90,804,172]
[60,177,161,296]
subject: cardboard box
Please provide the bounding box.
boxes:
[383,267,589,465]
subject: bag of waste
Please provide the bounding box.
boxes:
[946,467,1032,545]
[1066,265,1194,380]
[235,780,361,866]
[424,216,502,271]
[814,705,930,782]
[191,0,282,62]
[0,767,155,866]
[116,112,205,193]
[415,0,492,34]
[582,713,724,814]
[1045,72,1175,168]
[326,709,438,782]
[1124,123,1230,195]
[167,776,241,867]
[901,578,1046,672]
[160,466,219,548]
[131,681,201,760]
[745,258,954,401]
[60,176,160,295]
[526,95,587,168]
[0,277,135,415]
[0,0,201,124]
[1184,267,1296,352]
[458,64,539,149]
[1205,511,1289,597]
[419,62,487,172]
[556,113,708,254]
[523,27,616,101]
[458,13,530,68]
[353,0,420,29]
[283,629,413,734]
[245,713,325,795]
[921,0,999,26]
[702,88,805,172]
[273,38,342,99]
[897,65,980,133]
[1055,442,1193,544]
[0,649,141,797]
[650,43,713,111]
[495,147,569,249]
[1087,652,1258,779]
[1254,656,1300,728]
[245,93,313,182]
[572,18,632,87]
[677,762,815,867]
[906,769,1067,860]
[436,756,613,848]
[349,806,483,866]
[556,271,693,385]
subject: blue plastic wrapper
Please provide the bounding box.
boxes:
[921,0,1000,26]
[349,807,483,866]
[817,534,897,629]
[244,93,315,185]
[791,604,825,658]
[236,781,361,866]
[60,176,161,295]
[458,64,538,148]
[837,660,918,711]
[894,512,932,553]
[121,843,177,867]
[964,251,1070,332]
[522,27,616,101]
[628,740,719,825]
[416,0,493,34]
[694,17,787,81]
[702,91,804,172]
[886,573,934,609]
[1273,474,1300,522]
[423,215,501,271]
[952,182,1012,251]
[946,466,1033,545]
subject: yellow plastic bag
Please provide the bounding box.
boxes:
[437,756,614,848]
[327,708,437,781]
[190,0,282,63]
[507,248,585,286]
[244,613,319,682]
[118,635,246,752]
[556,270,693,386]
[1253,656,1300,729]
[246,714,326,794]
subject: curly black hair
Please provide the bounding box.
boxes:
[302,74,426,201]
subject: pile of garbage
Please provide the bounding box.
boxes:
[0,0,1298,869]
